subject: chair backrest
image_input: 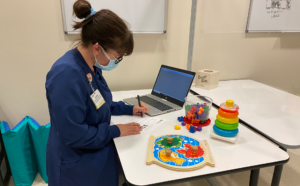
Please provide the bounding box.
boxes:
[0,120,12,186]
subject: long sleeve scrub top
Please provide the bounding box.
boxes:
[45,48,133,186]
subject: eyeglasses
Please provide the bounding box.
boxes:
[99,45,123,64]
[110,53,123,64]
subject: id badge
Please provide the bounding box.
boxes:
[90,89,105,110]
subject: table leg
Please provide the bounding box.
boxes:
[271,165,283,186]
[206,178,218,186]
[249,169,260,186]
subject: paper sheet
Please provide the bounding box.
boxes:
[111,115,164,134]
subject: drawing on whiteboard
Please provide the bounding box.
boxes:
[266,0,291,18]
[266,0,291,10]
[247,0,300,32]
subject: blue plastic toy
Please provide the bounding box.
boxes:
[177,116,184,122]
[189,126,196,133]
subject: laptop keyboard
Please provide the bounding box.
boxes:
[139,96,173,111]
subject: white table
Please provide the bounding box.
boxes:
[191,79,300,186]
[191,79,300,149]
[112,89,289,186]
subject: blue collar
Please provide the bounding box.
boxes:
[73,48,103,75]
[73,47,107,87]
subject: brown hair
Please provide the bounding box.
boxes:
[73,0,134,56]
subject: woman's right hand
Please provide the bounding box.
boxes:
[117,122,142,137]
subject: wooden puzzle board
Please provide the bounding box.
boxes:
[146,134,215,171]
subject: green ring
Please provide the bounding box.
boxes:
[215,119,239,130]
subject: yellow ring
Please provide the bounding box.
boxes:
[216,114,239,124]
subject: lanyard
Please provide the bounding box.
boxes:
[86,72,107,110]
[86,73,95,92]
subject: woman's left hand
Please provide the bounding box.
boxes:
[133,102,149,116]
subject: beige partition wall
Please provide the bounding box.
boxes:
[0,0,192,126]
[1,0,299,126]
[192,0,300,95]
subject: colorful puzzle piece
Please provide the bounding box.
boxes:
[146,135,215,171]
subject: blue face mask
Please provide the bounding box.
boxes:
[94,45,122,71]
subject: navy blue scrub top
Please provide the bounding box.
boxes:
[45,48,133,186]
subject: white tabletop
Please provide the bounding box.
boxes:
[191,80,300,148]
[111,89,289,186]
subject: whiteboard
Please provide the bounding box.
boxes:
[61,0,167,34]
[246,0,300,32]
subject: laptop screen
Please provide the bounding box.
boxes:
[152,67,195,103]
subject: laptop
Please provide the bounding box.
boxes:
[123,65,195,116]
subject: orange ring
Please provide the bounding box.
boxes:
[218,109,239,118]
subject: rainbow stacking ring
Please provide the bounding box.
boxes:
[213,125,239,137]
[216,114,239,124]
[215,119,239,130]
[218,109,239,118]
[220,100,239,113]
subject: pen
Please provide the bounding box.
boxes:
[137,95,143,117]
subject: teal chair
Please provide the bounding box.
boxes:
[0,117,38,186]
[0,116,50,185]
[28,117,50,183]
[0,119,12,186]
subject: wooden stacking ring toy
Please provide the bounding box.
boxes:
[213,125,239,137]
[218,109,239,118]
[216,114,239,124]
[215,119,239,130]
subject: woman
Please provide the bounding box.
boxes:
[45,0,148,185]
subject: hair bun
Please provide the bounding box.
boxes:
[73,0,92,19]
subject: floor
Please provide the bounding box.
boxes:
[7,148,300,186]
